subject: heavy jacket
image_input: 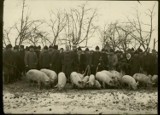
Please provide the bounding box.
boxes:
[76,52,86,73]
[108,53,118,70]
[130,54,141,76]
[91,51,101,74]
[3,49,15,83]
[39,50,50,69]
[24,51,38,69]
[100,52,109,70]
[19,49,25,72]
[61,51,75,79]
[51,50,61,73]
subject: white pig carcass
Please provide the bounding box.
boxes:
[40,69,57,87]
[95,71,114,88]
[121,75,138,90]
[70,72,84,88]
[26,69,50,89]
[56,72,67,90]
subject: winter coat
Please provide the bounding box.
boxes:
[51,50,61,73]
[108,53,118,70]
[39,50,50,69]
[24,51,38,69]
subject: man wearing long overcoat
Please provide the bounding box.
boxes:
[24,46,38,71]
[39,46,50,69]
[3,44,15,83]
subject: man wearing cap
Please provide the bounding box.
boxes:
[24,45,38,71]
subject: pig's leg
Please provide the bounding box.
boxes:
[38,81,42,90]
[102,82,106,89]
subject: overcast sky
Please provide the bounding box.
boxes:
[3,0,158,50]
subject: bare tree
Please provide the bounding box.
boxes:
[46,10,67,46]
[13,0,44,47]
[99,22,120,51]
[127,3,156,51]
[3,26,14,46]
[61,3,98,48]
[99,22,134,53]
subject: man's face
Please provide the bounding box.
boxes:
[30,48,34,52]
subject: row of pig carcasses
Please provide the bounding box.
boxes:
[26,69,158,90]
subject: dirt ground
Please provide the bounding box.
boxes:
[3,78,158,114]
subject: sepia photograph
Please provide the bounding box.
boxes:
[3,0,158,114]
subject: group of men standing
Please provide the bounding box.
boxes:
[3,44,158,84]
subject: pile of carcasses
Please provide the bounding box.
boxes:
[26,69,158,90]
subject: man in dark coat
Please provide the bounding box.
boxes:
[100,48,109,70]
[19,45,25,76]
[3,44,15,83]
[24,46,38,71]
[35,45,41,69]
[39,46,50,69]
[75,47,86,73]
[91,46,101,74]
[61,45,74,82]
[108,49,118,71]
[84,48,92,74]
[13,45,21,81]
[143,49,158,75]
[50,45,61,74]
[130,50,141,76]
[123,53,132,75]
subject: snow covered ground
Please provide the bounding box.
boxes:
[3,80,158,114]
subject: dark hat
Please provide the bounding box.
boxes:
[54,45,58,50]
[131,48,134,51]
[77,47,82,51]
[20,45,24,49]
[101,48,105,51]
[44,46,48,50]
[110,49,114,52]
[26,46,29,51]
[29,45,34,49]
[14,45,19,50]
[95,46,99,50]
[33,46,37,49]
[6,44,12,49]
[38,45,41,49]
[49,45,53,49]
[60,48,64,50]
[85,47,89,51]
